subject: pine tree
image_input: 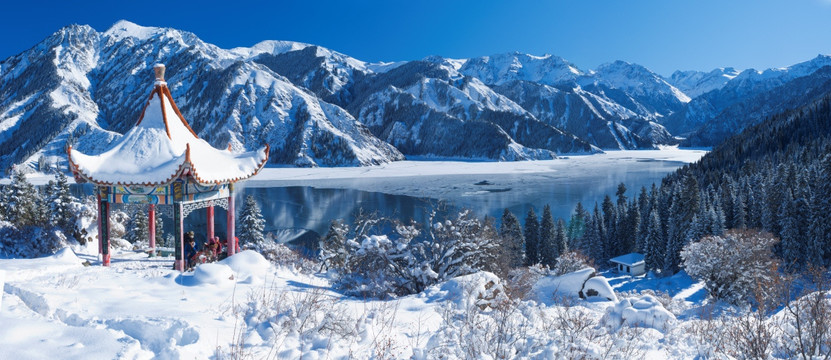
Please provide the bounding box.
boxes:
[320,219,350,270]
[238,195,266,246]
[524,208,540,266]
[7,170,39,227]
[539,205,556,267]
[779,190,802,265]
[601,195,617,259]
[588,203,608,263]
[567,202,589,249]
[0,185,7,221]
[154,211,164,245]
[48,172,75,230]
[810,154,831,262]
[126,207,150,245]
[624,200,640,254]
[733,193,747,229]
[554,218,568,261]
[643,209,664,272]
[499,209,525,268]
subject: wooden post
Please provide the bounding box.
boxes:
[148,204,156,255]
[226,184,236,257]
[174,203,184,271]
[206,205,214,244]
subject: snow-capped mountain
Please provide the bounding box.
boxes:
[459,52,584,86]
[684,65,831,146]
[0,24,119,172]
[667,67,740,99]
[347,60,597,158]
[0,21,404,170]
[457,54,686,148]
[5,20,829,172]
[586,60,690,117]
[664,54,831,141]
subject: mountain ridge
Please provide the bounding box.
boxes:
[2,20,831,173]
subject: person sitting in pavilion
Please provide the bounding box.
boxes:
[184,232,198,270]
[219,236,242,260]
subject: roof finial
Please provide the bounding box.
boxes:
[154,64,166,82]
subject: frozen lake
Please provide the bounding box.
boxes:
[236,149,707,242]
[60,149,706,245]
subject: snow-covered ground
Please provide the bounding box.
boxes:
[1,240,723,359]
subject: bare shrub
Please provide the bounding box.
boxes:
[551,250,594,276]
[247,241,317,273]
[504,264,547,300]
[685,304,731,358]
[774,266,831,360]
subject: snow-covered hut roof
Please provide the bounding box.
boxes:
[68,64,269,186]
[609,253,645,266]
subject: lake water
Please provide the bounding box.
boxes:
[71,150,706,245]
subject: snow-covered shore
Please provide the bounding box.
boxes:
[5,148,707,187]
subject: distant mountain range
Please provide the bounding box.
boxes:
[1,20,830,171]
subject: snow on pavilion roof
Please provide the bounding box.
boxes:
[68,64,269,186]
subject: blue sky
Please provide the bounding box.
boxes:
[3,0,831,76]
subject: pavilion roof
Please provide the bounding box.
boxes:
[68,64,269,186]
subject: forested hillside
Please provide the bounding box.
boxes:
[560,91,831,276]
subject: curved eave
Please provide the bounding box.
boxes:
[68,143,270,187]
[187,144,270,186]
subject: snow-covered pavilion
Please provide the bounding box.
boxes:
[67,64,269,271]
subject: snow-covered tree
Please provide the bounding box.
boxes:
[498,209,524,269]
[567,201,589,249]
[47,172,75,231]
[238,195,265,247]
[554,218,568,261]
[539,205,556,267]
[781,187,819,267]
[524,208,540,266]
[125,207,149,245]
[6,170,40,227]
[319,219,350,270]
[643,209,664,272]
[422,210,500,281]
[681,229,779,304]
[601,195,617,259]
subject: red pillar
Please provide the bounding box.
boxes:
[206,205,215,243]
[148,204,156,254]
[226,185,236,256]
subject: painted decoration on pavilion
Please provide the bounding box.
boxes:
[101,180,229,204]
